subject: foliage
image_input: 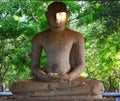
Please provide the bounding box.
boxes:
[0,0,120,92]
[79,1,120,91]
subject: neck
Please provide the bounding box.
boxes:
[48,29,66,36]
[49,26,66,32]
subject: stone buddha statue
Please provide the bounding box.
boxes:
[10,2,104,99]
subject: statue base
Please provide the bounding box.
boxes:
[9,77,107,101]
[0,95,114,101]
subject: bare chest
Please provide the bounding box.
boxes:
[42,33,73,53]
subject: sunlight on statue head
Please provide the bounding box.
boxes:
[56,12,66,21]
[46,2,69,32]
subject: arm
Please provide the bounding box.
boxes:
[31,35,53,81]
[68,35,85,81]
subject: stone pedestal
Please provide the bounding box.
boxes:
[9,77,107,101]
[0,96,114,101]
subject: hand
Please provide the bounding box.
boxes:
[48,72,59,77]
[47,72,68,81]
[59,74,69,82]
[36,70,58,81]
[48,72,60,80]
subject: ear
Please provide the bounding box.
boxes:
[66,11,70,17]
[66,11,70,21]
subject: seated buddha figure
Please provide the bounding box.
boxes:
[10,2,104,99]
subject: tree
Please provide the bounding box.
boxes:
[77,1,120,91]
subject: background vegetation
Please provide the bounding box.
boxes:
[0,0,120,92]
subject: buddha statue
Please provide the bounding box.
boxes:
[10,2,104,100]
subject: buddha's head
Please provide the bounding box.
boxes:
[46,2,69,32]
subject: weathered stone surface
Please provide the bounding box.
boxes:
[0,96,114,101]
[10,77,104,98]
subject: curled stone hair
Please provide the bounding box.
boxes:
[48,2,67,12]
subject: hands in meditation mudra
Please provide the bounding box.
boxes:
[10,2,104,99]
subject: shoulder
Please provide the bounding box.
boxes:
[32,29,48,43]
[66,29,84,41]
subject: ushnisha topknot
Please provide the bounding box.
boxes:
[48,2,67,12]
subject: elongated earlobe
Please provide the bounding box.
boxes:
[67,11,70,17]
[66,11,70,22]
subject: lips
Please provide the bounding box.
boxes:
[54,22,62,27]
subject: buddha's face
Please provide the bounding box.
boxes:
[46,6,69,32]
